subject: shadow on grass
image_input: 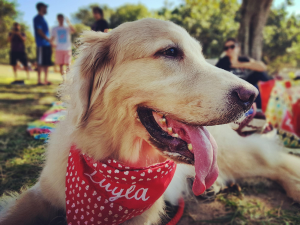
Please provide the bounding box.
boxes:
[0,124,45,195]
[0,83,56,196]
[0,98,51,117]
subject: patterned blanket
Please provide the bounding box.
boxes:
[261,79,300,148]
[27,102,66,140]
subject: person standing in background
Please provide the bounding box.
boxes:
[91,7,109,32]
[51,14,75,79]
[33,2,52,85]
[8,22,29,84]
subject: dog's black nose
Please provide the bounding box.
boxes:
[233,87,258,110]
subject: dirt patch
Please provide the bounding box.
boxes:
[174,181,300,224]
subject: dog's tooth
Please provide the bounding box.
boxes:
[161,118,166,125]
[157,112,163,117]
[173,133,178,138]
[188,144,193,151]
[137,118,141,122]
[167,127,173,134]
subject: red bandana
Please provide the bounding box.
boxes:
[65,146,176,225]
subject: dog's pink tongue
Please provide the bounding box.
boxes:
[190,126,219,195]
[169,120,219,195]
[153,112,219,195]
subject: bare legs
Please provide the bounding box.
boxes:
[59,65,63,76]
[37,66,42,84]
[44,66,48,84]
[37,66,49,84]
[12,65,17,80]
[25,66,29,79]
[12,65,29,80]
[59,64,69,81]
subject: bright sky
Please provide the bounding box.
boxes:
[15,0,300,32]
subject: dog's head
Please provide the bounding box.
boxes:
[68,18,258,195]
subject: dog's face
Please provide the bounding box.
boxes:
[69,18,257,195]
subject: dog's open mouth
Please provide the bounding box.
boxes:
[137,107,219,195]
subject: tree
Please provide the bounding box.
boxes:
[72,4,114,27]
[237,0,273,60]
[160,0,240,58]
[110,4,151,28]
[73,3,151,29]
[0,0,36,64]
[71,23,91,42]
[263,6,300,73]
[0,0,18,49]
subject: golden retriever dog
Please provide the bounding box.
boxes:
[0,18,258,225]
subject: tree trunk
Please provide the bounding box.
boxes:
[238,0,273,60]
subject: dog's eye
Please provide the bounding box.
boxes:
[162,48,178,57]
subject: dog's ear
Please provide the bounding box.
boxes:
[75,31,114,126]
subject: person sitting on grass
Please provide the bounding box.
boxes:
[51,14,75,80]
[8,22,29,84]
[216,38,270,109]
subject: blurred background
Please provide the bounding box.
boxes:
[1,0,300,74]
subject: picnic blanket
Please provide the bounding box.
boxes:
[27,101,67,140]
[259,79,300,148]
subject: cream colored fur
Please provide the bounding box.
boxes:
[166,124,300,205]
[0,18,257,225]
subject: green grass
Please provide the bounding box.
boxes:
[1,64,300,224]
[0,64,61,194]
[214,188,300,225]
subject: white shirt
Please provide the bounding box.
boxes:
[51,26,72,51]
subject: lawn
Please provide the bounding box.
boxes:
[0,64,61,194]
[0,64,300,224]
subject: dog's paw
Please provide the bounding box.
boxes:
[197,186,217,200]
[282,178,300,203]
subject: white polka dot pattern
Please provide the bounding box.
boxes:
[65,146,176,225]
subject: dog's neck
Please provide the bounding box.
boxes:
[125,138,166,167]
[73,125,166,167]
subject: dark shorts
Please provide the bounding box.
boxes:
[37,46,52,66]
[10,51,28,67]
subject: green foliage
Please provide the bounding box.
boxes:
[72,1,239,58]
[72,4,114,27]
[159,0,240,58]
[0,0,18,49]
[0,0,18,64]
[110,4,151,28]
[72,3,151,29]
[0,1,36,64]
[263,6,300,73]
[71,23,91,43]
